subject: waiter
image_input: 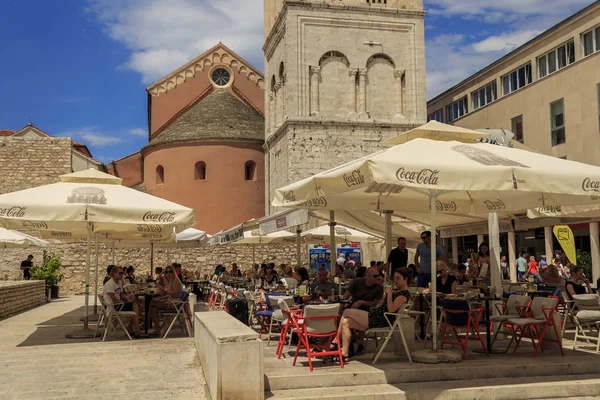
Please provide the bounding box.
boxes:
[20,254,34,280]
[387,237,408,277]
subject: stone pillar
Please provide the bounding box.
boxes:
[451,237,458,265]
[310,66,320,116]
[348,68,358,116]
[358,68,367,118]
[508,230,517,283]
[393,69,406,121]
[590,222,600,284]
[275,82,283,127]
[544,226,553,261]
[477,234,484,246]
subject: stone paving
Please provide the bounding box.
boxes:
[0,296,209,399]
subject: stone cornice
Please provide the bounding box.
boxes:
[142,138,265,157]
[264,0,425,52]
[265,117,422,147]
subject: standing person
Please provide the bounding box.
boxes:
[414,231,445,288]
[500,255,509,280]
[540,255,548,270]
[516,253,527,281]
[20,255,34,280]
[471,242,491,285]
[528,256,539,280]
[347,254,356,267]
[387,237,408,277]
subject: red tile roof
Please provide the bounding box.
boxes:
[0,130,15,136]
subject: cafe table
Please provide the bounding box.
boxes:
[135,291,160,334]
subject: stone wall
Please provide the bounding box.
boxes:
[0,136,72,195]
[0,280,47,319]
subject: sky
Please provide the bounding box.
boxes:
[0,0,595,164]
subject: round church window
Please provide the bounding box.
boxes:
[211,68,231,87]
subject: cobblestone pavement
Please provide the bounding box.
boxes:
[0,296,209,399]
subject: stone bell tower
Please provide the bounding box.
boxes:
[263,0,426,213]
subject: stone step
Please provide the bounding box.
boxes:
[266,384,406,400]
[399,374,600,400]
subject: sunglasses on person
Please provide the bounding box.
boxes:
[421,236,429,240]
[165,270,174,274]
[370,274,381,278]
[116,272,124,275]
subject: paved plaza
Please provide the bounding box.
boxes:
[0,297,209,400]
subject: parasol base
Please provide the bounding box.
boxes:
[65,328,100,339]
[411,349,463,364]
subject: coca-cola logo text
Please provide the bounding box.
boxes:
[538,205,562,214]
[50,231,72,238]
[143,212,176,223]
[436,201,457,212]
[484,199,506,211]
[343,169,365,187]
[582,178,600,193]
[137,224,163,233]
[299,197,328,208]
[0,206,26,218]
[21,221,48,229]
[396,168,439,185]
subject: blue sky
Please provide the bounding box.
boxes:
[0,0,595,164]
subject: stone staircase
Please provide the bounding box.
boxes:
[264,341,600,400]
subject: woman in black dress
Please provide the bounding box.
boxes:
[565,265,591,300]
[337,267,412,361]
[436,261,457,296]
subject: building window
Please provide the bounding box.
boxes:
[582,25,600,57]
[427,109,444,122]
[446,97,468,122]
[156,165,164,184]
[245,161,257,181]
[472,81,497,110]
[211,68,231,87]
[511,115,524,143]
[501,63,532,96]
[538,40,575,78]
[194,161,206,180]
[550,99,566,146]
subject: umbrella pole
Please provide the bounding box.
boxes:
[112,240,115,265]
[93,233,99,315]
[329,211,336,276]
[384,211,393,279]
[150,243,154,275]
[429,195,438,352]
[296,229,302,266]
[489,212,502,298]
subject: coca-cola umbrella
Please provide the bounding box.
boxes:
[272,137,600,359]
[0,168,195,338]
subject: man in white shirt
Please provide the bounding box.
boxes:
[102,266,144,337]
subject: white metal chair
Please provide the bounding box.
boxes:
[160,291,192,339]
[572,294,600,353]
[101,297,135,342]
[366,302,413,365]
[267,295,295,347]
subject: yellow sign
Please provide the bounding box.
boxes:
[553,225,576,265]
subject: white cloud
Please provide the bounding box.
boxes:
[58,127,124,147]
[472,30,542,53]
[127,128,147,136]
[87,0,264,84]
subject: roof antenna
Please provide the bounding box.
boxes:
[28,116,32,126]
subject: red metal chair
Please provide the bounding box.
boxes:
[440,299,488,358]
[292,304,344,372]
[507,296,564,357]
[277,307,303,358]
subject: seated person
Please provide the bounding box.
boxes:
[343,266,383,311]
[154,267,165,288]
[337,268,412,361]
[230,263,242,278]
[356,265,367,278]
[436,261,457,296]
[281,265,298,289]
[293,267,310,287]
[125,265,136,284]
[103,265,115,285]
[102,266,144,337]
[455,264,471,285]
[334,264,347,283]
[343,261,357,280]
[261,265,278,288]
[407,264,418,284]
[150,266,182,336]
[565,265,592,300]
[539,264,564,287]
[310,266,338,298]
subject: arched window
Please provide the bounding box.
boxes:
[366,53,396,120]
[245,160,257,181]
[156,165,164,185]
[194,161,206,180]
[317,51,352,118]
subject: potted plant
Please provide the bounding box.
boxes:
[30,252,64,299]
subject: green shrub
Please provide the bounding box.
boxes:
[29,252,63,287]
[576,249,592,278]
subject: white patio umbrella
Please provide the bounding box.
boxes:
[301,224,383,244]
[0,227,49,248]
[0,168,195,337]
[229,229,296,266]
[272,138,600,357]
